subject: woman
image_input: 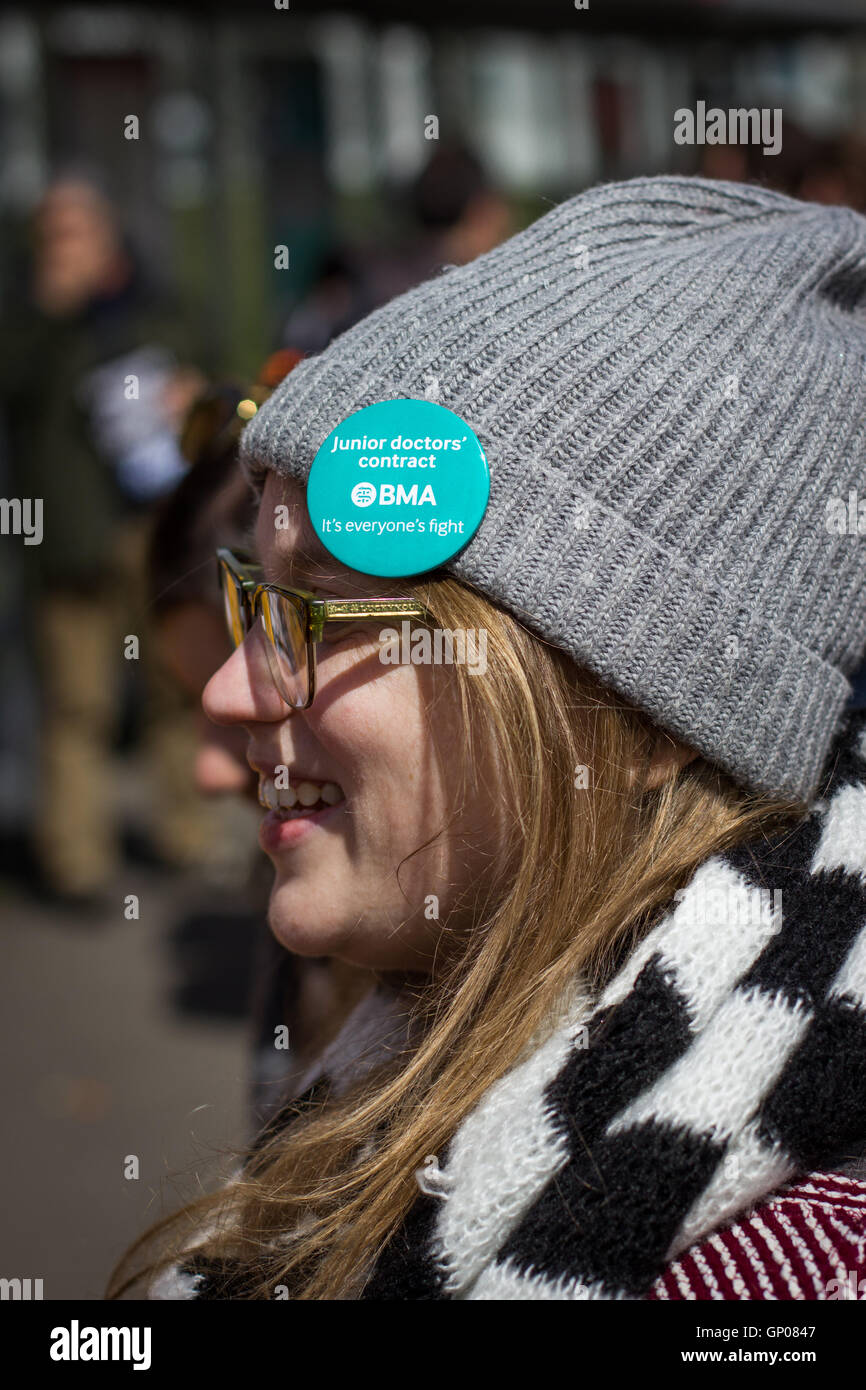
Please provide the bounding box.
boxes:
[113,175,866,1300]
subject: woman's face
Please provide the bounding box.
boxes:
[202,473,501,971]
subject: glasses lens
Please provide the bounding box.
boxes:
[220,561,248,647]
[260,589,310,708]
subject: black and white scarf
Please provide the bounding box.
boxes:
[155,709,866,1301]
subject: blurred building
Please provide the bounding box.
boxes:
[1,1,864,379]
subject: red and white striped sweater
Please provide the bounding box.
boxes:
[648,1169,866,1300]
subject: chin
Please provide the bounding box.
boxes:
[265,884,367,964]
[268,905,343,959]
[266,888,434,972]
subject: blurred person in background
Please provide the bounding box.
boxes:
[148,352,370,1134]
[0,174,209,907]
[282,142,511,355]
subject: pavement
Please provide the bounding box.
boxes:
[0,845,263,1300]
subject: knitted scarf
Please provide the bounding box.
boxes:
[362,707,866,1299]
[161,708,866,1301]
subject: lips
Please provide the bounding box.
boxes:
[256,778,347,854]
[246,753,348,856]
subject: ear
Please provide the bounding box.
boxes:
[631,731,700,790]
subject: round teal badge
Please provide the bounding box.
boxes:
[306,399,490,578]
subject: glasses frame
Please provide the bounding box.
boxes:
[216,546,432,710]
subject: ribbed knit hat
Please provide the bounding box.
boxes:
[240,175,866,803]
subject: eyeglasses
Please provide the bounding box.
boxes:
[216,546,431,709]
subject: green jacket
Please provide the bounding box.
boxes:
[0,272,196,588]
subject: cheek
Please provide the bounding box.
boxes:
[310,653,446,819]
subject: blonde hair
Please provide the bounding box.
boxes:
[108,576,804,1300]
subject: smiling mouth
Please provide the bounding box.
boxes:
[257,773,346,818]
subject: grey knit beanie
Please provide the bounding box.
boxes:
[240,175,866,803]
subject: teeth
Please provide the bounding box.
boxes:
[258,773,344,814]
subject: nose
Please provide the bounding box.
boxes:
[202,621,293,728]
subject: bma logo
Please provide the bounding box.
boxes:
[350,482,436,507]
[351,481,377,507]
[0,1276,43,1299]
